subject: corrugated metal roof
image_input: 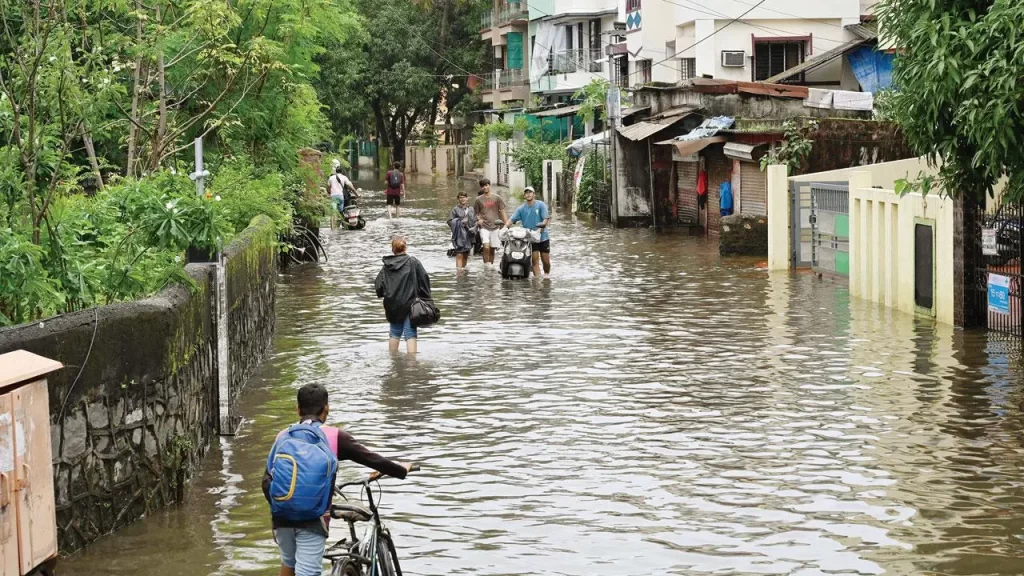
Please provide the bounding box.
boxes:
[845,21,878,41]
[764,37,874,84]
[531,104,583,118]
[617,106,700,141]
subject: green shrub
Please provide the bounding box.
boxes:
[470,122,515,165]
[209,160,292,235]
[576,150,607,213]
[509,139,567,189]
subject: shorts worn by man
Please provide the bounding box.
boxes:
[507,186,551,278]
[472,178,508,265]
[264,383,412,576]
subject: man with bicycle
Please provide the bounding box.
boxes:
[263,384,415,576]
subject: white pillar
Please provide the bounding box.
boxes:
[848,171,872,302]
[486,137,498,185]
[766,165,790,271]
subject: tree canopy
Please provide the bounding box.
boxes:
[877,0,1024,201]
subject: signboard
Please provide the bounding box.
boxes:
[988,273,1011,315]
[982,228,998,256]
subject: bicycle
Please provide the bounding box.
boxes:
[324,464,420,576]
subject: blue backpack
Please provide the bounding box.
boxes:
[266,423,339,521]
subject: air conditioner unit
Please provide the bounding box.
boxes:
[721,50,746,67]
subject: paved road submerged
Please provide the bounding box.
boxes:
[64,175,1024,576]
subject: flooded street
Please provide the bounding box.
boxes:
[63,175,1024,576]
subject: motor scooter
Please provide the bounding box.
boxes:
[498,226,541,279]
[339,189,366,230]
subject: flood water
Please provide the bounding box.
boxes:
[63,175,1024,576]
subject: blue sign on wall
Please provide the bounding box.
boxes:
[988,274,1011,315]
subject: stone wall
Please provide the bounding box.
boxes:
[0,215,278,553]
[720,214,769,256]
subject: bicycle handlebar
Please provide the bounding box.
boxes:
[335,463,420,492]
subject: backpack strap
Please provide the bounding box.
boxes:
[321,425,341,458]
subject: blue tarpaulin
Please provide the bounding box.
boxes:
[847,46,894,93]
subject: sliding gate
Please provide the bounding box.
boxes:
[789,181,849,275]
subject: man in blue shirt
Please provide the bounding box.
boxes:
[506,186,551,278]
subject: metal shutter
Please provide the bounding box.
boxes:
[676,161,699,224]
[740,162,767,216]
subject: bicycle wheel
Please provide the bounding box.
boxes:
[380,533,404,576]
[375,535,400,576]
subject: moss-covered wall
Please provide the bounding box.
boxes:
[0,215,278,553]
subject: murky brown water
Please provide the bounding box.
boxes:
[63,175,1024,575]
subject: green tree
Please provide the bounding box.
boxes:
[876,0,1024,202]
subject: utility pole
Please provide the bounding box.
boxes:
[607,85,620,227]
[190,137,232,436]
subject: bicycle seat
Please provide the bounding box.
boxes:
[331,503,372,523]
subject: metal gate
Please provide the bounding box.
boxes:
[809,183,850,276]
[789,181,813,268]
[976,201,1023,339]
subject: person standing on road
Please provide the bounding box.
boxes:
[472,178,508,266]
[374,236,431,354]
[327,167,357,215]
[507,186,551,278]
[448,191,477,271]
[385,162,406,219]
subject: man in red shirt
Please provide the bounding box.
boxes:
[385,162,406,219]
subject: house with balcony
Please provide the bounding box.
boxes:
[615,0,888,92]
[479,0,531,109]
[528,0,620,105]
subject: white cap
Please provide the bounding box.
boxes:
[524,186,535,193]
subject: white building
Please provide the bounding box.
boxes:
[617,0,878,90]
[528,0,620,104]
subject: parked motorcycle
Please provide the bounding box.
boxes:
[499,226,541,279]
[987,203,1022,266]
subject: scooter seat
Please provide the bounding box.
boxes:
[330,503,372,523]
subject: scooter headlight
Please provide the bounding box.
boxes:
[511,251,525,260]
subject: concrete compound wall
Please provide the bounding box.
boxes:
[0,215,278,553]
[849,172,955,325]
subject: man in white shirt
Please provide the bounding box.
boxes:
[328,167,357,214]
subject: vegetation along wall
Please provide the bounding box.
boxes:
[0,215,278,553]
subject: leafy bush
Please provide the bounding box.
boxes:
[576,150,607,213]
[509,139,567,189]
[0,172,230,327]
[471,122,514,165]
[210,161,292,235]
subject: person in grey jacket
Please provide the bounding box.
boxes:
[374,236,431,354]
[447,191,477,270]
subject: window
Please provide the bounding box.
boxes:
[611,55,629,88]
[589,19,603,72]
[636,59,652,85]
[753,40,806,81]
[679,57,696,80]
[626,0,641,11]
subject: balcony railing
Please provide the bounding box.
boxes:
[546,49,605,75]
[496,2,528,24]
[482,68,528,91]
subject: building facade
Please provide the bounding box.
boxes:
[615,0,877,90]
[479,0,531,109]
[528,0,619,105]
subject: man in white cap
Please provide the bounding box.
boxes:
[506,186,551,278]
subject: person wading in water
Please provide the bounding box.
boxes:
[374,237,431,354]
[472,178,507,266]
[448,191,477,271]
